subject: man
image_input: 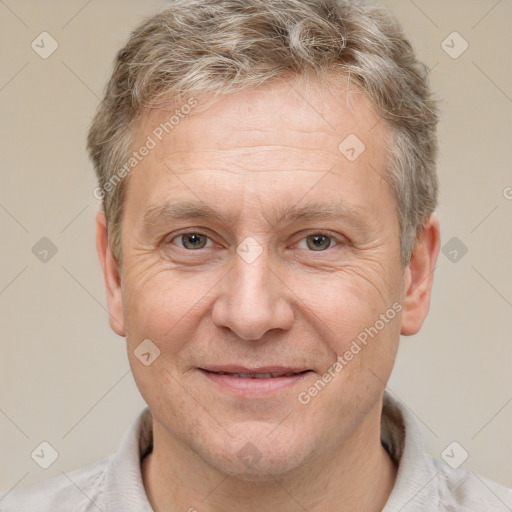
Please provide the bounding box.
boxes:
[2,0,511,510]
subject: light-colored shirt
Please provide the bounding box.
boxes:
[1,391,511,511]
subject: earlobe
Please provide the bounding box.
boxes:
[96,211,126,337]
[400,213,441,336]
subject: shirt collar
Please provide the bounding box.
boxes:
[100,407,154,510]
[381,391,440,511]
[99,390,436,511]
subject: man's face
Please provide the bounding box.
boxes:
[116,78,406,477]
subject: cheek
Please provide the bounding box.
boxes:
[296,270,402,376]
[121,259,213,352]
[295,268,396,329]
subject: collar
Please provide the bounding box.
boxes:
[100,390,438,511]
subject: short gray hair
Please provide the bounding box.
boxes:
[87,0,439,268]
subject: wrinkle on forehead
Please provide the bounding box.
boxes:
[125,75,394,239]
[136,74,385,160]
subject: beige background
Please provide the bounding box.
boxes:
[1,0,511,498]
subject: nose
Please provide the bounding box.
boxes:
[211,247,294,341]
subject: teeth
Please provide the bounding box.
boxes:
[215,371,299,378]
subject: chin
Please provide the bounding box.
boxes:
[202,434,312,480]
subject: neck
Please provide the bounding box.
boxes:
[142,399,397,512]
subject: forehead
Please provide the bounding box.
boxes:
[137,76,386,156]
[125,76,393,222]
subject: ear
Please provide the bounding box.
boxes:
[96,211,126,337]
[400,213,441,336]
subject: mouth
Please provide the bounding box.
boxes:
[211,371,305,378]
[199,366,313,395]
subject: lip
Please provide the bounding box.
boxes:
[199,366,312,397]
[202,365,310,374]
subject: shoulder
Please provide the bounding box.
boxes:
[429,455,512,511]
[381,392,512,511]
[1,407,153,512]
[0,455,112,512]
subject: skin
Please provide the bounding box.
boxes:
[96,75,440,512]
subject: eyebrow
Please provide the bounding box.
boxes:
[142,199,371,232]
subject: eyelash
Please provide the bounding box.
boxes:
[166,230,346,252]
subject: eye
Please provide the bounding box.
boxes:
[298,232,340,251]
[172,232,213,250]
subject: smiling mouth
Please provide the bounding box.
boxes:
[198,365,314,397]
[206,370,311,379]
[199,368,312,395]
